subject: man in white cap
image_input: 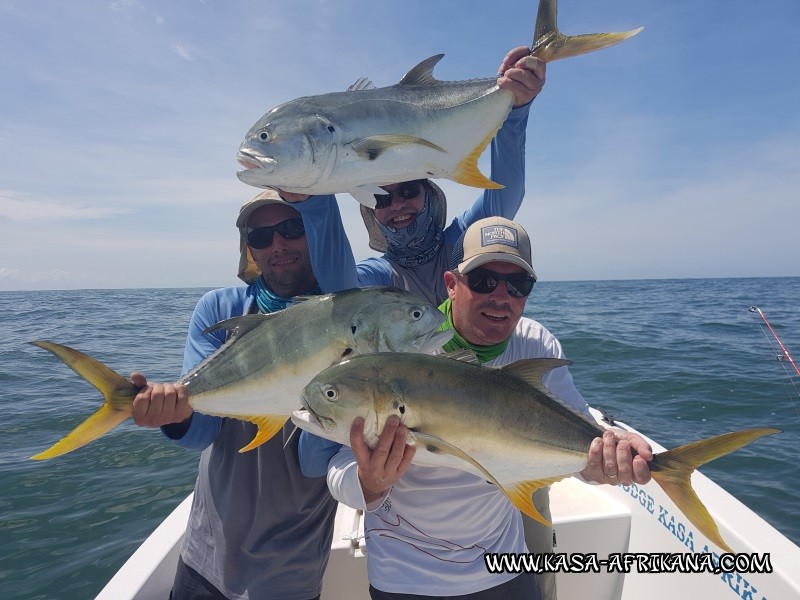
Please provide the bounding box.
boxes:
[130,191,357,600]
[304,217,654,600]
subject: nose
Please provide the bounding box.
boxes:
[271,232,292,252]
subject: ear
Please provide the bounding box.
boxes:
[444,270,458,299]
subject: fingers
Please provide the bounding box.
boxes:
[580,429,653,486]
[497,53,546,107]
[130,374,191,428]
[498,46,532,74]
[354,415,413,503]
[277,189,310,203]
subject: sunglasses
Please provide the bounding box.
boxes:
[246,218,306,249]
[374,181,423,210]
[465,268,536,298]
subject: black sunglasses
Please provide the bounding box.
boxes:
[374,181,423,210]
[246,218,306,249]
[465,268,536,298]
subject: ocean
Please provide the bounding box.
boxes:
[1,278,798,599]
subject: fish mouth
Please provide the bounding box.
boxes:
[292,407,327,433]
[236,151,276,173]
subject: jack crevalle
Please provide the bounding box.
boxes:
[292,352,780,552]
[236,0,643,207]
[31,287,450,460]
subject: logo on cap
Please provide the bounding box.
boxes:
[481,225,518,249]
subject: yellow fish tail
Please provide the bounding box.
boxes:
[531,0,643,62]
[649,427,780,552]
[30,341,139,460]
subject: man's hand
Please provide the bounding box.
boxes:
[351,415,416,504]
[497,46,546,107]
[277,190,310,203]
[581,429,653,486]
[130,372,193,428]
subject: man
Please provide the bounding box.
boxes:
[301,216,653,600]
[131,190,357,600]
[357,47,546,305]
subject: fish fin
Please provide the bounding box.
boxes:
[30,341,138,460]
[453,125,507,190]
[412,431,555,525]
[507,477,566,525]
[500,358,572,391]
[347,77,376,91]
[350,135,446,161]
[649,427,781,553]
[398,54,444,85]
[531,0,642,62]
[238,415,289,453]
[349,184,387,208]
[204,314,268,338]
[411,432,505,486]
[441,349,479,363]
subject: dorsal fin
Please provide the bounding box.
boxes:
[398,54,444,85]
[203,314,268,339]
[347,77,376,92]
[441,348,479,363]
[500,358,572,393]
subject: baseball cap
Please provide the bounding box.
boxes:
[451,216,536,279]
[237,189,297,284]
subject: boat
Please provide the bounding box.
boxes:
[95,409,800,600]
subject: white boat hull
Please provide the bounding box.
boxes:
[96,410,800,599]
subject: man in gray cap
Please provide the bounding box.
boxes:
[130,190,357,600]
[305,217,654,600]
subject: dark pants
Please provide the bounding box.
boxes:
[368,573,541,600]
[170,556,320,600]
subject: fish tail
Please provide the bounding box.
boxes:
[649,427,780,552]
[30,341,139,460]
[530,0,643,62]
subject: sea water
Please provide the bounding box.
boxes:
[1,279,798,599]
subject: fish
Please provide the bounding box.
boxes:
[291,352,780,552]
[236,0,643,207]
[30,287,451,460]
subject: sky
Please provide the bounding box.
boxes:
[1,0,798,290]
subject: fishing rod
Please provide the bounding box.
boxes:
[748,306,800,401]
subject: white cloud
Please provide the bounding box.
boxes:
[0,192,131,221]
[171,42,193,61]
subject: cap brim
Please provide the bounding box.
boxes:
[458,253,536,278]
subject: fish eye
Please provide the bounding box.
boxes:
[258,129,271,142]
[410,308,423,320]
[322,385,338,402]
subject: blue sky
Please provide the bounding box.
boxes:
[1,0,798,290]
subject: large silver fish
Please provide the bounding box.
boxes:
[31,287,450,460]
[292,352,779,552]
[236,0,643,207]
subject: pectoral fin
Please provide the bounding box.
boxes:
[350,135,446,162]
[238,415,289,452]
[411,431,560,525]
